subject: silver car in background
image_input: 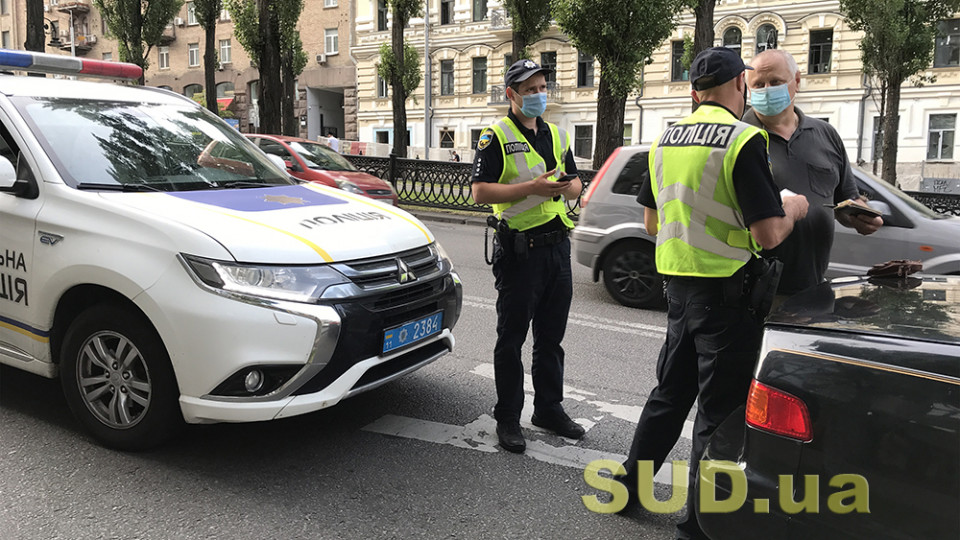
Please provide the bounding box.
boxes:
[572,145,960,309]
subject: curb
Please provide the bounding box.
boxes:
[402,207,488,227]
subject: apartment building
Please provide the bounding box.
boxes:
[352,0,959,188]
[0,0,357,141]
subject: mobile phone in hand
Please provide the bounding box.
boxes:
[556,173,576,183]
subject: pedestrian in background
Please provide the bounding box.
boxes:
[743,49,882,303]
[451,150,461,162]
[327,130,340,153]
[471,59,584,454]
[618,47,808,538]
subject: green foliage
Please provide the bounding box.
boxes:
[377,41,422,97]
[504,0,552,58]
[95,0,184,73]
[681,34,695,70]
[193,0,222,29]
[278,0,308,77]
[189,91,236,117]
[553,0,689,97]
[225,0,260,67]
[840,0,960,84]
[387,0,423,28]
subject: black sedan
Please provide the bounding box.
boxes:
[696,274,960,539]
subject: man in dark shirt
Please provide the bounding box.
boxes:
[744,49,882,296]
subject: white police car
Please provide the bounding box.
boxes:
[0,51,462,450]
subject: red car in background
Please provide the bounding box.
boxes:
[246,134,398,206]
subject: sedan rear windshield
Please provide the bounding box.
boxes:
[13,96,292,192]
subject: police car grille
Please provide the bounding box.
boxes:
[337,246,439,289]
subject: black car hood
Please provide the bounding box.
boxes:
[768,275,960,344]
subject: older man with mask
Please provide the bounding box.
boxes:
[743,49,882,298]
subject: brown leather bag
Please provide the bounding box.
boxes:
[866,259,922,278]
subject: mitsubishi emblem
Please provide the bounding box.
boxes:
[396,258,417,284]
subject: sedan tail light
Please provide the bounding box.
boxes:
[580,147,621,208]
[745,380,813,442]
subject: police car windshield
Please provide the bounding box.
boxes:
[12,97,293,191]
[288,141,356,172]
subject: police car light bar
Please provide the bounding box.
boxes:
[0,49,142,80]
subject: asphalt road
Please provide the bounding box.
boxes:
[0,215,698,540]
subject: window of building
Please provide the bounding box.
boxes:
[872,115,884,161]
[159,46,170,69]
[471,128,483,149]
[540,51,557,84]
[723,27,742,57]
[377,0,388,31]
[220,8,231,21]
[1,31,9,50]
[187,1,197,25]
[441,59,454,95]
[671,41,688,82]
[375,130,390,144]
[577,52,594,87]
[377,74,388,98]
[472,57,487,94]
[505,54,513,70]
[574,125,593,159]
[808,29,833,74]
[188,43,200,67]
[441,0,454,25]
[249,80,259,102]
[216,82,235,98]
[473,0,487,21]
[756,24,778,53]
[102,52,112,61]
[325,28,339,55]
[219,39,231,64]
[623,124,633,146]
[324,0,337,7]
[927,113,956,160]
[0,0,9,15]
[439,129,455,148]
[184,84,203,99]
[934,19,960,68]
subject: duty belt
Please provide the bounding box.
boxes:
[525,228,568,248]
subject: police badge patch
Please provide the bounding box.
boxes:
[477,130,493,150]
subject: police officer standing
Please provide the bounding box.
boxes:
[471,59,584,453]
[617,48,809,538]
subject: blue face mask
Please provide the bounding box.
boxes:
[519,92,547,118]
[750,83,792,116]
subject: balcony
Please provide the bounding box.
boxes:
[490,9,511,35]
[56,0,91,14]
[58,32,96,55]
[160,24,176,44]
[488,82,563,106]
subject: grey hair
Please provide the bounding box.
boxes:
[752,49,799,76]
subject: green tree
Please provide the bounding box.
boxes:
[95,0,185,85]
[277,0,308,136]
[377,0,422,157]
[554,0,690,168]
[193,0,222,116]
[841,0,960,186]
[504,0,552,60]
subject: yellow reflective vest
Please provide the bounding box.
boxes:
[486,117,575,232]
[649,104,768,277]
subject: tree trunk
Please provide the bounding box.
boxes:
[390,5,408,157]
[130,3,145,85]
[512,33,528,60]
[281,58,297,136]
[593,75,625,170]
[881,81,901,186]
[204,23,218,115]
[691,0,716,111]
[257,0,282,134]
[872,79,887,176]
[24,0,44,52]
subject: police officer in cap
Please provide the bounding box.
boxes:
[471,59,583,453]
[617,47,808,537]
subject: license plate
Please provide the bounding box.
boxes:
[382,311,443,354]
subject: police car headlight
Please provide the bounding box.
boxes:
[182,255,349,303]
[336,180,365,195]
[431,241,451,263]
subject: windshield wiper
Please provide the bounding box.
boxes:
[75,182,162,192]
[211,181,288,189]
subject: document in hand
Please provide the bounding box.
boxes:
[827,199,883,218]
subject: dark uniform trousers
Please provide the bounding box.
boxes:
[622,273,762,539]
[491,236,572,423]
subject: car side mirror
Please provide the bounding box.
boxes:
[866,200,892,216]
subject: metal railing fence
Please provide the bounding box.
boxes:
[345,154,959,218]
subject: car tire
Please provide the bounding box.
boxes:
[60,304,182,451]
[601,241,665,309]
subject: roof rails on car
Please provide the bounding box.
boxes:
[0,49,142,80]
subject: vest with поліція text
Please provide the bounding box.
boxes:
[649,104,768,278]
[485,117,575,232]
